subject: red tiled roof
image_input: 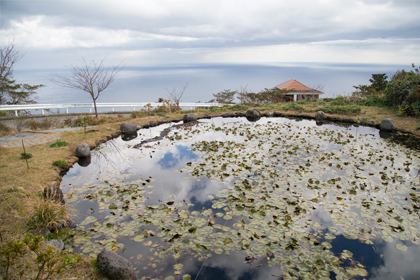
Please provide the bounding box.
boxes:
[275,79,313,91]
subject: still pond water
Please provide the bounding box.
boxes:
[61,117,420,280]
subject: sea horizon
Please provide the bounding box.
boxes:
[13,62,413,106]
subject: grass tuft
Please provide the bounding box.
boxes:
[26,197,75,232]
[49,139,68,148]
[20,152,33,160]
[52,160,68,168]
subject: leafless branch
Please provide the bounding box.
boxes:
[0,39,24,81]
[1,40,25,104]
[164,82,189,110]
[51,56,124,118]
[309,84,325,92]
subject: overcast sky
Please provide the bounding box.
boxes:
[1,0,420,69]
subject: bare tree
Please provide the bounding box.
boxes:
[309,84,325,92]
[1,40,24,104]
[51,57,124,118]
[1,40,43,108]
[164,82,189,111]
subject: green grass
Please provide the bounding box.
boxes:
[20,153,33,160]
[49,139,68,148]
[317,105,361,115]
[52,160,68,168]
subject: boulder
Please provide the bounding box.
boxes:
[45,239,64,251]
[97,249,137,280]
[120,123,138,134]
[315,111,325,120]
[43,184,64,204]
[75,143,90,158]
[245,109,261,122]
[264,112,274,117]
[183,113,197,123]
[380,118,396,131]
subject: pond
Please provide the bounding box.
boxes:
[61,117,420,280]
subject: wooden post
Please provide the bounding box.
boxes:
[21,139,29,169]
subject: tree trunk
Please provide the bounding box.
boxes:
[93,98,98,119]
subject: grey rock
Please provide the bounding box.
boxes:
[120,123,138,134]
[183,113,197,123]
[265,112,274,117]
[97,249,137,280]
[45,239,64,251]
[245,109,261,122]
[43,184,64,204]
[75,143,90,158]
[380,118,396,131]
[315,111,325,120]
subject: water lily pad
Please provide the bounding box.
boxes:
[396,244,408,251]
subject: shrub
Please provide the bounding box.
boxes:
[73,115,106,127]
[0,233,83,280]
[131,110,149,118]
[0,123,14,136]
[330,96,351,106]
[63,117,73,127]
[357,95,389,107]
[52,160,68,168]
[398,102,420,117]
[25,119,40,130]
[49,139,68,148]
[13,116,26,132]
[20,152,33,160]
[39,118,53,130]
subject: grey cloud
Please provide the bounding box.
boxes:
[2,0,420,49]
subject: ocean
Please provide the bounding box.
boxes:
[13,62,411,105]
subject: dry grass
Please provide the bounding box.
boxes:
[26,197,76,232]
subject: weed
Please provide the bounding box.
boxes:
[20,153,33,160]
[52,160,68,168]
[49,139,69,148]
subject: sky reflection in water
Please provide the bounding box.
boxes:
[61,117,420,280]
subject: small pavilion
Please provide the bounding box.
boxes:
[275,79,324,101]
